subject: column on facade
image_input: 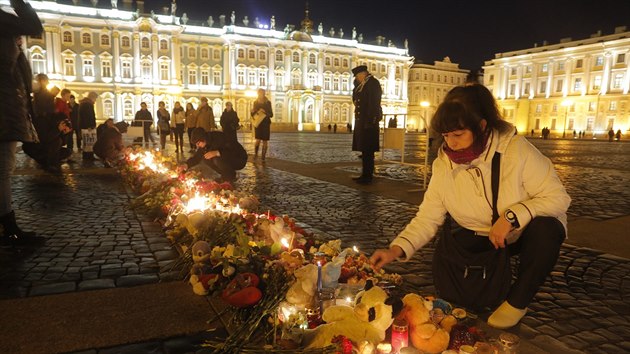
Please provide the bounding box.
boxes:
[563,58,572,96]
[387,62,395,97]
[116,90,123,122]
[546,60,554,99]
[112,31,120,81]
[530,61,538,98]
[268,46,274,91]
[600,52,612,95]
[51,27,62,77]
[492,65,502,98]
[133,33,141,82]
[502,65,510,100]
[623,56,630,94]
[224,43,234,89]
[151,34,159,84]
[583,55,592,95]
[301,50,308,87]
[401,61,410,101]
[284,49,291,88]
[317,52,324,87]
[171,36,180,84]
[44,26,55,74]
[515,65,522,99]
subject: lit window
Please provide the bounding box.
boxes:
[121,36,130,47]
[103,100,114,118]
[141,37,150,49]
[201,70,209,85]
[248,71,256,86]
[213,49,221,60]
[595,56,604,66]
[238,49,245,59]
[309,53,316,64]
[292,51,300,63]
[81,32,92,45]
[541,63,548,73]
[188,47,196,59]
[123,100,133,119]
[64,57,75,76]
[535,104,542,113]
[275,50,283,62]
[100,34,110,46]
[142,62,151,80]
[573,78,582,91]
[259,50,266,61]
[555,79,563,92]
[248,49,256,60]
[593,76,602,90]
[101,60,112,78]
[275,72,283,90]
[259,71,267,87]
[201,48,209,59]
[609,101,617,111]
[160,39,168,50]
[334,58,340,66]
[588,101,596,111]
[325,57,331,66]
[612,73,623,89]
[121,61,131,79]
[342,59,348,67]
[237,69,245,85]
[213,70,221,85]
[539,81,546,94]
[31,53,46,74]
[160,62,169,80]
[370,63,376,72]
[188,68,197,85]
[83,58,94,77]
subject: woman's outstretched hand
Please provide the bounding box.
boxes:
[370,245,404,271]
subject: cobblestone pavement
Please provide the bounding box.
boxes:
[2,132,629,353]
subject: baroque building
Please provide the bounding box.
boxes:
[406,57,469,131]
[18,0,412,131]
[483,26,630,137]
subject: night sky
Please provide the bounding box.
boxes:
[141,0,630,72]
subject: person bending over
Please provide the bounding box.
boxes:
[185,127,247,183]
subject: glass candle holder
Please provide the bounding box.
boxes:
[318,287,336,313]
[391,318,409,353]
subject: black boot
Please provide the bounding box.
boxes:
[262,146,267,161]
[0,211,43,246]
[254,145,259,157]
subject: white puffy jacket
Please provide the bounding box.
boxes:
[391,127,571,261]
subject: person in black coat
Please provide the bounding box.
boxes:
[251,88,273,160]
[0,0,44,245]
[220,102,240,142]
[186,127,248,183]
[351,65,382,184]
[78,91,98,160]
[94,119,125,167]
[22,112,72,173]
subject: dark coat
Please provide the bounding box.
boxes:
[352,75,382,152]
[134,109,153,128]
[93,125,123,161]
[78,98,96,129]
[0,0,43,142]
[220,109,240,142]
[186,131,247,170]
[252,100,272,141]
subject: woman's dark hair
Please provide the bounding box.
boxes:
[431,84,512,145]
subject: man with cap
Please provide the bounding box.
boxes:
[351,65,382,184]
[185,127,248,183]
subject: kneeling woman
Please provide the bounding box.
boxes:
[370,84,570,329]
[186,127,248,183]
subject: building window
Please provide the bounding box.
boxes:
[555,79,563,92]
[371,63,376,72]
[552,103,557,113]
[81,32,92,45]
[617,53,626,64]
[213,49,221,60]
[324,76,331,91]
[201,69,209,85]
[573,78,582,91]
[588,101,596,111]
[248,49,256,60]
[525,65,532,74]
[100,34,110,46]
[334,58,340,67]
[248,71,256,86]
[333,77,340,91]
[523,82,530,95]
[509,84,515,96]
[103,99,114,118]
[275,50,283,62]
[237,69,245,85]
[510,67,517,75]
[424,73,429,81]
[188,47,196,59]
[291,71,301,86]
[201,48,209,59]
[83,58,94,77]
[612,73,623,89]
[123,100,133,119]
[292,51,300,63]
[121,61,131,79]
[325,57,331,66]
[160,39,168,50]
[275,72,283,90]
[535,104,542,113]
[541,63,548,73]
[595,56,604,66]
[101,60,112,78]
[238,48,245,59]
[63,31,73,43]
[593,76,602,90]
[342,77,349,91]
[64,57,75,76]
[212,70,221,86]
[121,36,130,48]
[188,69,197,85]
[575,59,583,68]
[141,37,150,49]
[142,62,151,80]
[343,58,348,67]
[309,53,316,65]
[259,71,267,87]
[275,103,282,120]
[609,101,617,111]
[259,50,266,61]
[557,62,564,71]
[160,62,169,81]
[31,53,46,74]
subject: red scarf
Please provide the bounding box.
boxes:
[443,133,489,164]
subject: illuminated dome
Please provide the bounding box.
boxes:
[290,7,314,42]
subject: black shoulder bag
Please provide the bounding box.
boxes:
[431,153,512,312]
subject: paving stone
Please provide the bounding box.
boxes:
[78,279,116,291]
[115,274,159,287]
[29,282,76,296]
[100,268,127,277]
[154,249,179,261]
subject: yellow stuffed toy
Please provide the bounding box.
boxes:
[397,293,455,354]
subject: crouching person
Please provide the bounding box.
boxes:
[22,112,72,173]
[93,118,125,168]
[185,127,247,183]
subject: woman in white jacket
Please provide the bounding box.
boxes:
[371,84,570,329]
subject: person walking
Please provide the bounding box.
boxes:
[78,91,98,160]
[134,102,155,147]
[185,102,198,152]
[156,101,171,150]
[171,101,185,153]
[351,65,382,184]
[196,97,216,132]
[370,84,570,330]
[251,88,273,161]
[608,128,615,142]
[220,102,240,143]
[0,0,44,245]
[615,129,622,141]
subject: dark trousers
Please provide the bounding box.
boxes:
[143,124,155,144]
[174,124,185,150]
[187,127,195,149]
[23,139,72,168]
[205,157,236,181]
[361,151,375,179]
[454,216,565,309]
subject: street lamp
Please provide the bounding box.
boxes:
[420,101,430,190]
[561,99,573,138]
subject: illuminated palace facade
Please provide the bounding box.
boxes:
[483,26,630,137]
[18,0,412,131]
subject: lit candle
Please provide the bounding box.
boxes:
[376,342,392,354]
[316,261,322,291]
[353,245,359,254]
[391,319,409,353]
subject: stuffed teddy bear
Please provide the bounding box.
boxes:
[397,293,456,354]
[189,240,220,295]
[303,280,402,348]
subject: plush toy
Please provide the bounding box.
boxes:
[221,272,263,307]
[286,264,318,308]
[304,280,402,348]
[189,240,220,295]
[397,293,454,354]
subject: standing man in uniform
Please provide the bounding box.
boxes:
[351,65,382,185]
